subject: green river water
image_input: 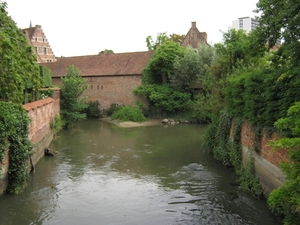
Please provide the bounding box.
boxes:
[0,118,281,225]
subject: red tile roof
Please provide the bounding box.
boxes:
[41,51,154,77]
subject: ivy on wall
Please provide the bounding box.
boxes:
[0,102,32,194]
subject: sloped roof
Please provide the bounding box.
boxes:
[181,22,207,48]
[41,51,154,77]
[22,26,36,40]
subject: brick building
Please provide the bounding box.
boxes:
[41,51,153,109]
[22,24,56,63]
[181,22,208,48]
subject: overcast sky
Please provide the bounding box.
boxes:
[5,0,259,57]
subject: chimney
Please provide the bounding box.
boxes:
[192,22,196,28]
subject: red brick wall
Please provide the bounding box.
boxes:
[0,95,60,195]
[24,98,55,144]
[231,121,288,193]
[53,75,145,110]
[237,122,289,167]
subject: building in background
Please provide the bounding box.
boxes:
[181,22,207,48]
[232,16,259,32]
[232,16,281,46]
[22,24,56,63]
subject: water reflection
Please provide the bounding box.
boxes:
[0,119,281,225]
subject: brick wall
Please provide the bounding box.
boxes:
[53,75,145,110]
[0,93,60,195]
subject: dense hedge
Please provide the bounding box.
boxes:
[225,66,300,130]
[40,65,52,88]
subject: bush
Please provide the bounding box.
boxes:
[104,103,122,116]
[133,84,191,116]
[50,115,64,137]
[85,101,102,118]
[111,105,146,122]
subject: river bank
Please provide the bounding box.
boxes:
[100,117,162,128]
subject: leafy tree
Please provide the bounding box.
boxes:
[169,33,185,44]
[171,47,202,91]
[255,0,300,66]
[60,65,88,128]
[146,32,169,51]
[99,49,114,55]
[0,1,41,103]
[143,40,186,84]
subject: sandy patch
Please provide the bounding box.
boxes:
[100,117,161,128]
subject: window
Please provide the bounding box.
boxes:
[43,47,47,55]
[239,19,243,29]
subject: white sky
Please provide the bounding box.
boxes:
[4,0,259,57]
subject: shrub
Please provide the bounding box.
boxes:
[133,84,191,116]
[111,105,146,122]
[85,100,102,118]
[104,103,121,116]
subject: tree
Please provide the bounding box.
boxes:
[0,1,41,103]
[169,33,185,44]
[146,32,169,51]
[143,40,186,84]
[60,65,88,128]
[99,49,114,55]
[171,47,201,91]
[255,0,300,66]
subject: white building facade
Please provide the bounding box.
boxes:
[232,17,259,32]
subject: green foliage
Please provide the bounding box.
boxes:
[40,66,52,87]
[104,103,122,117]
[202,110,232,165]
[171,47,202,91]
[255,0,300,66]
[146,32,169,51]
[143,40,186,84]
[111,105,146,122]
[214,29,267,77]
[267,102,300,224]
[169,33,185,44]
[228,118,242,171]
[0,102,32,194]
[60,65,88,128]
[133,84,191,116]
[0,2,41,103]
[50,115,64,137]
[99,49,114,55]
[202,112,263,198]
[238,153,263,199]
[225,66,300,129]
[85,100,102,118]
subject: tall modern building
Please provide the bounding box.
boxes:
[232,17,259,32]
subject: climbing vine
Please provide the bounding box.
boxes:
[202,111,263,198]
[0,1,41,104]
[0,102,32,194]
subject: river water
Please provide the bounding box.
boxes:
[0,119,281,225]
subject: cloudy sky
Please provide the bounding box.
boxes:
[5,0,259,57]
